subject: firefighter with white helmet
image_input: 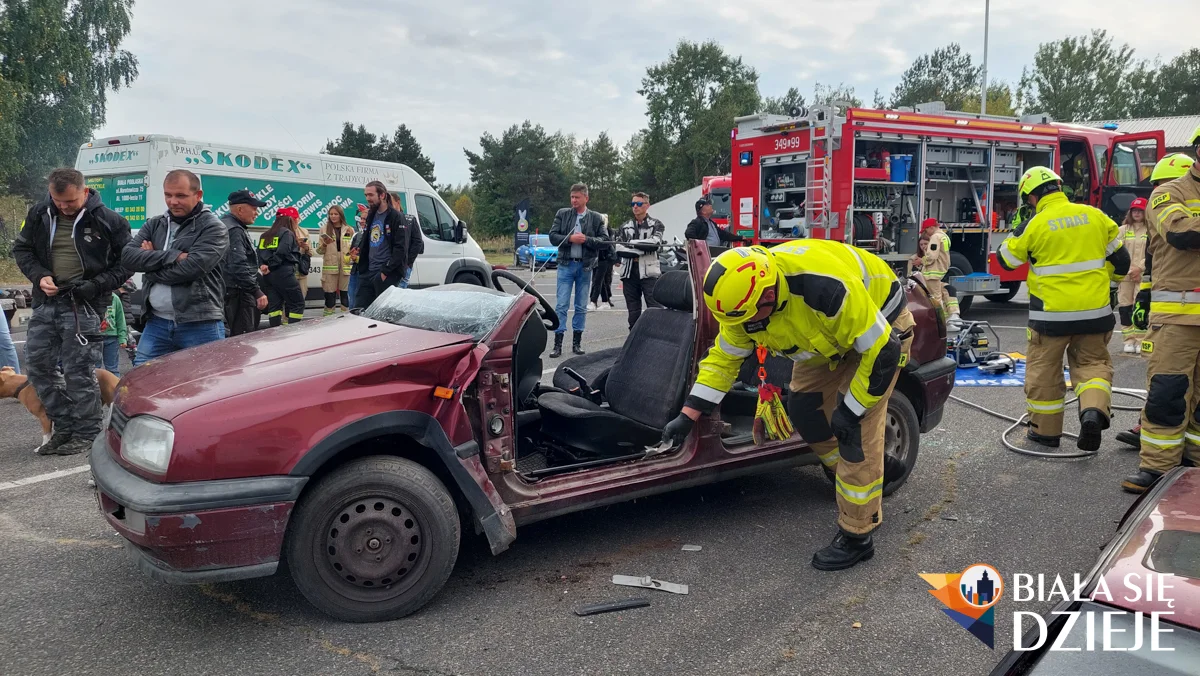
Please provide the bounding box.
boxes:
[997,166,1130,451]
[660,241,913,571]
[1123,128,1200,493]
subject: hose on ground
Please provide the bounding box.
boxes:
[948,387,1147,459]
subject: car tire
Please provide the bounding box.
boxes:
[285,455,460,623]
[453,272,483,286]
[882,389,920,496]
[816,389,920,497]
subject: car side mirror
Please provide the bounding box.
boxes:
[455,220,467,244]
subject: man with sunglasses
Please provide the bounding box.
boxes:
[661,241,913,571]
[615,192,666,329]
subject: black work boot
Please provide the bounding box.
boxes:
[572,331,586,356]
[1077,409,1109,452]
[1121,468,1164,494]
[51,435,95,456]
[812,530,875,571]
[1026,429,1061,447]
[549,333,564,359]
[1115,426,1140,449]
[35,432,72,456]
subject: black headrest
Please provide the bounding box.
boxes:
[653,270,693,312]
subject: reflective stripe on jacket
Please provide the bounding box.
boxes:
[1147,167,1200,326]
[687,240,906,417]
[997,192,1125,335]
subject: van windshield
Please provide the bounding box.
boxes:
[362,286,518,341]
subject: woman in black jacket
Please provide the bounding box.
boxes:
[257,209,306,327]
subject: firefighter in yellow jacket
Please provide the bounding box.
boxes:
[997,166,1130,451]
[912,217,962,330]
[1116,197,1150,352]
[1124,128,1200,493]
[661,241,913,571]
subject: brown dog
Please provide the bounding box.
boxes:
[0,366,119,447]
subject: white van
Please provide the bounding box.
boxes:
[74,134,492,303]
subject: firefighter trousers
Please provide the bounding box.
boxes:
[787,309,914,536]
[1116,281,1145,345]
[1138,325,1200,472]
[926,279,959,316]
[264,268,305,327]
[1025,330,1113,438]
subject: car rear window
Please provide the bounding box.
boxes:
[1023,601,1200,674]
[1145,530,1200,580]
[363,286,517,341]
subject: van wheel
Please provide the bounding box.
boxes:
[453,272,483,286]
[286,456,460,623]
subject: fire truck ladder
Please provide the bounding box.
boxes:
[804,106,842,239]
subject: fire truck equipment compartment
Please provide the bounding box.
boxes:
[955,148,986,164]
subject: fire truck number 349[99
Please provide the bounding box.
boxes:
[725,102,1165,310]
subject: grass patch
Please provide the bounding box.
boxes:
[0,258,26,285]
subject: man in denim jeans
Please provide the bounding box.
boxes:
[547,183,609,358]
[123,170,229,365]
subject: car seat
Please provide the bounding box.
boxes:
[537,270,696,456]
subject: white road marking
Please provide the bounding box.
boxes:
[0,465,90,492]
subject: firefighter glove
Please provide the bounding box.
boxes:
[1132,289,1150,331]
[831,402,865,463]
[661,413,696,447]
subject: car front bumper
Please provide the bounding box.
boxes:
[90,435,308,584]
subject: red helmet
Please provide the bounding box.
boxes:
[1129,197,1148,211]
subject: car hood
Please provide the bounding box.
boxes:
[115,316,473,419]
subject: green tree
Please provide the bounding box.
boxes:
[550,132,580,181]
[0,0,139,197]
[577,132,624,224]
[637,40,760,194]
[377,124,436,185]
[961,82,1017,117]
[619,130,670,200]
[1018,30,1141,121]
[888,44,980,110]
[464,121,568,238]
[761,87,807,116]
[323,122,436,184]
[812,82,862,107]
[323,123,379,157]
[1136,49,1200,117]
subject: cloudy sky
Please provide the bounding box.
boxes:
[98,0,1200,186]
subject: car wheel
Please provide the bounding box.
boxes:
[883,390,920,496]
[453,272,483,286]
[286,456,460,623]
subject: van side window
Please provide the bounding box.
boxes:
[415,194,443,241]
[433,199,457,242]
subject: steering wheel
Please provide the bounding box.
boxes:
[492,269,559,331]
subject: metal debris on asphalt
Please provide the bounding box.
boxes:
[681,545,702,552]
[940,515,959,521]
[574,597,651,616]
[612,575,689,595]
[852,622,862,629]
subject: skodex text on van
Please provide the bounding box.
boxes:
[75,135,492,301]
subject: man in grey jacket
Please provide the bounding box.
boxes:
[123,170,229,365]
[220,189,269,336]
[548,183,609,358]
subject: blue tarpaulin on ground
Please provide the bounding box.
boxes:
[955,360,1026,387]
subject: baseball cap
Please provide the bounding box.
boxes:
[228,189,268,208]
[695,198,711,212]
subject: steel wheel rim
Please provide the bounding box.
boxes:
[315,495,431,602]
[885,409,909,467]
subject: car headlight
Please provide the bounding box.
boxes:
[121,416,175,474]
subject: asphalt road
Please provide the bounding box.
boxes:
[0,280,1154,676]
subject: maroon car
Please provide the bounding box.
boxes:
[992,467,1200,674]
[90,242,956,622]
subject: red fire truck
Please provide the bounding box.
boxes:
[728,103,1164,309]
[702,175,732,228]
